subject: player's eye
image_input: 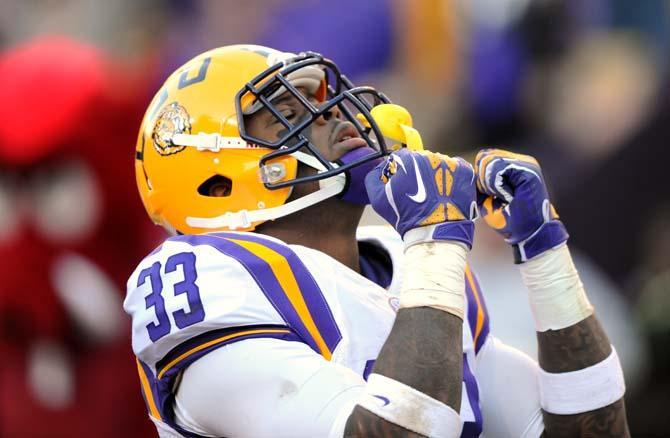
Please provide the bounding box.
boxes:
[269,108,298,127]
[281,109,297,121]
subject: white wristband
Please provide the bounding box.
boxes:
[399,240,467,319]
[519,243,593,331]
[539,347,626,415]
[358,373,462,438]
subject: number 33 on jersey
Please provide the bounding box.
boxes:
[136,251,205,342]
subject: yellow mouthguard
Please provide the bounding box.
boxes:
[356,104,424,151]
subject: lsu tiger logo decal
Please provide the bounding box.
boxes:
[152,102,191,156]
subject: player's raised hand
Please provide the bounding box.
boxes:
[365,148,477,248]
[474,148,569,262]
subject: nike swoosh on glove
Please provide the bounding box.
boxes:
[365,148,478,248]
[474,148,569,263]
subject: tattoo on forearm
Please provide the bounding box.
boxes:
[538,315,630,437]
[538,315,611,373]
[344,406,425,438]
[343,308,463,437]
[541,399,630,438]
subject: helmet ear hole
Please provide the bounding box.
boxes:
[198,175,233,197]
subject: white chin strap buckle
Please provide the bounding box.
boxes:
[221,210,252,230]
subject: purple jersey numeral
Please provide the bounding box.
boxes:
[139,252,206,342]
[165,252,205,329]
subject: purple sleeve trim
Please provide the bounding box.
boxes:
[155,324,300,381]
[461,354,483,437]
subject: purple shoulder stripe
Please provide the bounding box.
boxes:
[170,233,342,359]
[213,232,343,357]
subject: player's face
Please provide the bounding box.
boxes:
[244,87,368,163]
[206,87,370,198]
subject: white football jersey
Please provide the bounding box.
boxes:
[124,226,492,437]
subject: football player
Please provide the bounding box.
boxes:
[125,45,629,437]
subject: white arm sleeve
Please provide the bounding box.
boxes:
[173,338,365,438]
[475,336,545,438]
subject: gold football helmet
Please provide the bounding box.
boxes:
[135,44,392,234]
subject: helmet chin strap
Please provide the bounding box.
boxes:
[186,151,346,230]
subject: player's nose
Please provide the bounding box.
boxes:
[315,104,341,125]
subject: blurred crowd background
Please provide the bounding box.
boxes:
[0,0,668,436]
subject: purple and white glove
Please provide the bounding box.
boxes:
[474,149,569,263]
[365,148,478,249]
